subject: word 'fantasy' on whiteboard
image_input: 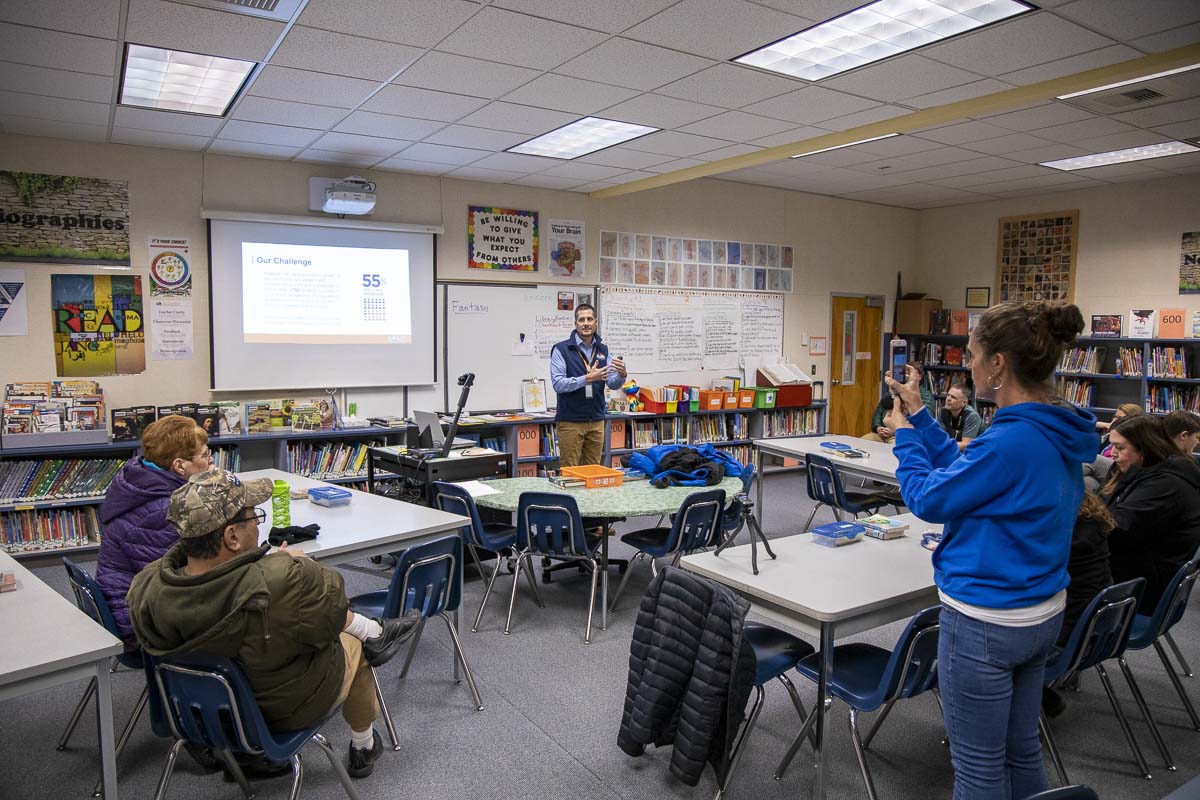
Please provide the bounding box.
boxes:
[599,286,783,374]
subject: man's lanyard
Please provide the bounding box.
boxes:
[577,339,600,373]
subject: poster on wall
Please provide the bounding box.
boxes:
[547,218,584,278]
[0,268,27,336]
[148,237,192,296]
[51,274,145,377]
[0,171,130,264]
[996,209,1077,303]
[468,205,538,271]
[1180,231,1200,294]
[148,236,194,361]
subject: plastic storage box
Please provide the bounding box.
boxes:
[811,521,865,547]
[308,486,353,507]
[561,464,623,488]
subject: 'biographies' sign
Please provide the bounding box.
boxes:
[0,171,130,264]
[468,205,538,271]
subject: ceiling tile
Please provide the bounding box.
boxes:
[855,135,945,156]
[750,126,832,148]
[447,165,527,183]
[1152,150,1200,173]
[457,102,578,135]
[397,142,491,165]
[296,0,479,48]
[110,127,210,150]
[1001,142,1094,164]
[437,7,607,71]
[1129,21,1200,53]
[822,55,983,103]
[904,79,1013,110]
[1150,119,1200,140]
[849,145,985,174]
[820,104,912,131]
[694,143,764,161]
[0,91,110,126]
[509,173,588,189]
[217,119,323,147]
[468,152,560,172]
[922,12,1115,77]
[915,120,1027,146]
[0,0,121,38]
[579,147,674,169]
[334,111,446,140]
[998,44,1140,86]
[680,111,795,142]
[0,63,114,103]
[642,157,707,173]
[656,64,800,109]
[491,0,678,34]
[983,102,1096,131]
[555,38,713,91]
[538,162,629,180]
[1112,99,1200,129]
[374,157,459,175]
[125,0,284,62]
[1071,129,1172,152]
[599,94,724,129]
[501,74,639,115]
[609,170,659,183]
[956,132,1056,156]
[620,130,732,156]
[423,124,528,150]
[249,66,378,108]
[887,156,1026,183]
[569,180,619,192]
[0,22,116,75]
[233,96,346,129]
[742,86,878,125]
[309,131,409,156]
[975,173,1095,193]
[363,85,488,122]
[394,52,538,99]
[801,146,892,168]
[270,26,422,82]
[929,164,1054,189]
[0,115,108,142]
[623,0,809,60]
[114,106,224,136]
[1077,162,1169,182]
[206,140,302,159]
[296,148,382,167]
[1053,0,1200,41]
[1033,116,1138,144]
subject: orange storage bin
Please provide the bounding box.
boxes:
[698,390,724,411]
[737,389,755,408]
[722,391,738,409]
[561,464,623,489]
[638,388,677,414]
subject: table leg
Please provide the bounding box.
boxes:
[367,456,375,494]
[95,660,118,800]
[600,524,609,632]
[813,621,834,800]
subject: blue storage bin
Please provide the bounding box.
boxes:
[811,521,865,547]
[308,486,352,507]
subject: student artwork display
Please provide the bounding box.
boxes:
[996,210,1078,303]
[547,218,584,278]
[468,205,538,271]
[1180,231,1200,294]
[0,171,130,264]
[50,273,145,377]
[599,230,793,293]
[0,268,27,336]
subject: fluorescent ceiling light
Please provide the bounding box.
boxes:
[1041,141,1199,171]
[1057,63,1200,100]
[735,0,1033,81]
[120,44,255,116]
[791,132,898,158]
[508,117,658,159]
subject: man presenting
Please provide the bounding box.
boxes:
[550,303,626,467]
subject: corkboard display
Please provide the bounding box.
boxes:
[996,209,1078,303]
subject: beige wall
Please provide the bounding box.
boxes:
[0,132,917,416]
[913,174,1200,328]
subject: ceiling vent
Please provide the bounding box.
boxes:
[169,0,303,21]
[1060,68,1200,115]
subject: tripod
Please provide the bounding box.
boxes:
[713,491,776,575]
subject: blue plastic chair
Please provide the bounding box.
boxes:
[432,481,517,632]
[802,453,897,532]
[349,534,482,750]
[608,488,726,612]
[1124,557,1200,731]
[1040,578,1149,784]
[143,651,361,800]
[718,622,817,799]
[59,557,149,798]
[506,492,600,643]
[776,606,942,800]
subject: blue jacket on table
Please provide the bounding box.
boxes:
[95,457,185,646]
[893,402,1098,609]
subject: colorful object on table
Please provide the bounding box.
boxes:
[811,521,865,547]
[308,486,352,507]
[622,378,644,412]
[271,479,291,527]
[921,530,943,551]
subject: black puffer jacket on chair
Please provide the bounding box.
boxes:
[617,566,755,787]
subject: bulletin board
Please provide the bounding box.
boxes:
[996,209,1078,303]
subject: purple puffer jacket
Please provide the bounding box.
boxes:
[95,458,186,646]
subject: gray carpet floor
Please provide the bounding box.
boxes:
[3,469,1199,800]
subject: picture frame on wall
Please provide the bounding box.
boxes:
[965,286,991,308]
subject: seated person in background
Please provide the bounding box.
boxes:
[938,383,984,451]
[95,415,213,650]
[1102,415,1200,614]
[1163,409,1200,458]
[128,469,421,779]
[1097,403,1143,456]
[862,362,934,443]
[1081,454,1112,493]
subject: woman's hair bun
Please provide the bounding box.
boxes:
[1042,303,1084,343]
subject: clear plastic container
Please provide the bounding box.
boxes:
[811,521,865,547]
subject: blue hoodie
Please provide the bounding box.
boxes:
[893,402,1099,609]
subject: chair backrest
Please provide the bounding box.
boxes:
[144,651,270,756]
[432,481,493,549]
[878,605,941,705]
[804,454,846,508]
[664,489,726,555]
[1051,578,1145,679]
[380,534,462,618]
[1142,556,1200,640]
[62,557,120,637]
[517,491,591,559]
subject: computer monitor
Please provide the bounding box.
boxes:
[412,409,445,450]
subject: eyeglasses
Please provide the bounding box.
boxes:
[192,448,213,462]
[234,508,267,526]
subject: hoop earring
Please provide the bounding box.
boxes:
[987,374,1004,391]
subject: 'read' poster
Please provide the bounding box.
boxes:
[547,218,585,278]
[51,273,145,376]
[148,236,194,361]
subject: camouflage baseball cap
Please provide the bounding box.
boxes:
[168,468,273,539]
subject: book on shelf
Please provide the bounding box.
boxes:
[245,401,272,433]
[967,312,982,333]
[1158,308,1186,339]
[1090,314,1122,338]
[216,401,242,435]
[1129,309,1155,339]
[0,457,126,503]
[194,404,220,437]
[110,405,155,441]
[1193,311,1200,339]
[2,505,101,554]
[290,403,323,432]
[1117,347,1144,376]
[929,308,952,335]
[943,346,964,366]
[949,310,968,336]
[3,381,107,435]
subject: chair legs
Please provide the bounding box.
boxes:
[287,753,304,800]
[773,697,823,780]
[1154,639,1200,730]
[776,674,816,750]
[608,551,646,612]
[471,548,506,632]
[1118,656,1175,771]
[1095,663,1152,780]
[440,612,483,710]
[1165,631,1193,677]
[716,685,765,800]
[504,551,545,636]
[311,732,362,800]
[848,707,880,800]
[58,675,100,750]
[215,748,256,800]
[859,697,897,750]
[371,664,402,752]
[1039,713,1069,786]
[152,738,184,800]
[584,558,600,644]
[397,618,427,680]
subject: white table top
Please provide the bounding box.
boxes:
[754,434,900,481]
[241,469,470,566]
[0,550,123,694]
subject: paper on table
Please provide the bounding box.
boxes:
[454,480,500,497]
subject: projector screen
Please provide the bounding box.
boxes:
[209,218,435,391]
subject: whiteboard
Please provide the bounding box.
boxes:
[443,283,596,413]
[599,286,784,387]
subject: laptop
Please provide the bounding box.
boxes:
[412,409,473,452]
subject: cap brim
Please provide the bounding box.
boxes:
[243,477,274,507]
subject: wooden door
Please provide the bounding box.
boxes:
[828,296,883,435]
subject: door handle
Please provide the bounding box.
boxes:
[831,378,840,385]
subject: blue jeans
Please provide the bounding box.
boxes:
[938,604,1063,800]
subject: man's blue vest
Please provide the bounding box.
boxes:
[553,333,609,423]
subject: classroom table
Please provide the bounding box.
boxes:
[753,433,900,523]
[473,475,745,634]
[0,550,124,800]
[681,512,942,800]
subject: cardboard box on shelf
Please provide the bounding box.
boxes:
[897,299,942,334]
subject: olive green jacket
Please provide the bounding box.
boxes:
[127,542,349,731]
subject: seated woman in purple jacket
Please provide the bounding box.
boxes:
[95,415,213,648]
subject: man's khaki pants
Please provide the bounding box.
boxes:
[557,420,605,467]
[337,633,379,731]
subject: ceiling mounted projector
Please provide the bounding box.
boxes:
[316,176,376,215]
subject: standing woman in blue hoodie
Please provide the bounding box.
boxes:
[884,301,1098,800]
